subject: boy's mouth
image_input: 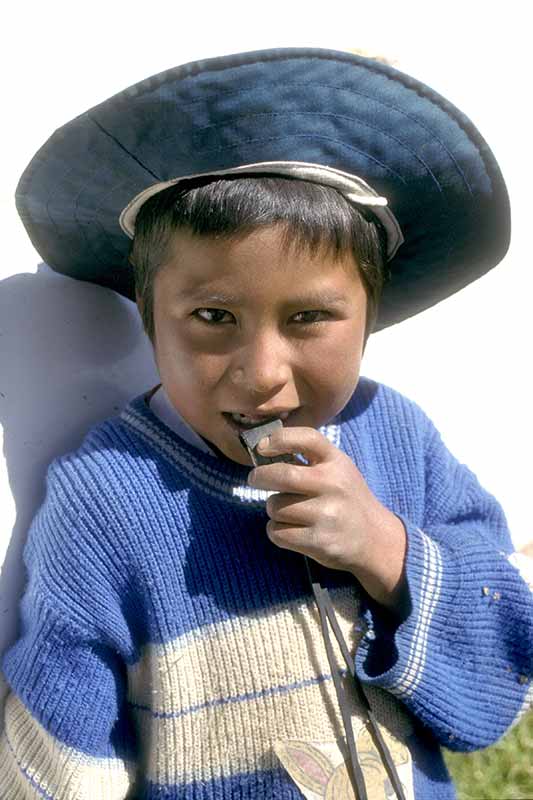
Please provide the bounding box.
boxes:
[223,409,294,431]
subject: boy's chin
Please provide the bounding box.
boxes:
[200,432,254,467]
[228,449,255,467]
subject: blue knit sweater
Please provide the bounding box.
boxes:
[1,378,532,800]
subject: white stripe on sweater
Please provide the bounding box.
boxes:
[0,695,134,800]
[392,529,443,697]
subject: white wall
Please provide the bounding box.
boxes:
[1,2,531,712]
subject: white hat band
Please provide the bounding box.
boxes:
[119,160,404,260]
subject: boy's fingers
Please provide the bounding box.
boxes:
[266,493,315,524]
[248,462,321,494]
[266,520,314,554]
[256,426,333,464]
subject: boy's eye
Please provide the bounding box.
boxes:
[193,308,235,324]
[291,310,330,324]
[192,308,331,326]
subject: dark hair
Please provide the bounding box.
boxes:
[129,175,389,341]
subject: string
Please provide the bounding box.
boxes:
[305,556,407,800]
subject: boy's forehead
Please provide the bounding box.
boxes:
[159,228,363,302]
[166,225,337,267]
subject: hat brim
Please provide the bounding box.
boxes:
[15,47,510,331]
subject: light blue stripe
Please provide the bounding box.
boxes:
[5,729,56,800]
[129,668,348,720]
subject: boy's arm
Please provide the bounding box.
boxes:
[0,611,136,798]
[355,419,533,751]
[0,471,137,799]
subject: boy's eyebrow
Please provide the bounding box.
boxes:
[179,288,244,305]
[179,287,350,306]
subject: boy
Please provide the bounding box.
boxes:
[1,48,532,799]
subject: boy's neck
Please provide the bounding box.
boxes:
[197,434,236,463]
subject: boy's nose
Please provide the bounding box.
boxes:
[230,333,292,396]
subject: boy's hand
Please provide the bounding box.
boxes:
[247,426,408,612]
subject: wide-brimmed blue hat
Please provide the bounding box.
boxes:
[15,47,510,330]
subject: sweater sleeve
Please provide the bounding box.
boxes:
[355,415,533,752]
[0,460,137,798]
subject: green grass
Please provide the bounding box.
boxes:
[444,710,533,799]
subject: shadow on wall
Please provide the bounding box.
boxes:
[0,264,158,723]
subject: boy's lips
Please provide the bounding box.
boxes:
[222,409,298,432]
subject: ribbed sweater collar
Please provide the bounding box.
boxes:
[119,392,342,507]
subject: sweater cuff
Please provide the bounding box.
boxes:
[355,520,460,695]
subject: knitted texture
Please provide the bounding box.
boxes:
[1,378,532,799]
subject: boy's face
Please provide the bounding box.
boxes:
[150,226,368,466]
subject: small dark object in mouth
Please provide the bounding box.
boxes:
[239,419,297,466]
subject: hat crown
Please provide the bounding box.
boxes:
[16,47,510,330]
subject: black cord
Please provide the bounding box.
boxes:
[306,559,368,799]
[305,556,407,800]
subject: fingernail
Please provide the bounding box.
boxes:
[247,469,256,486]
[257,436,271,453]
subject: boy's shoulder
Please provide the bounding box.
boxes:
[55,405,134,460]
[348,375,433,431]
[45,396,153,497]
[28,398,157,567]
